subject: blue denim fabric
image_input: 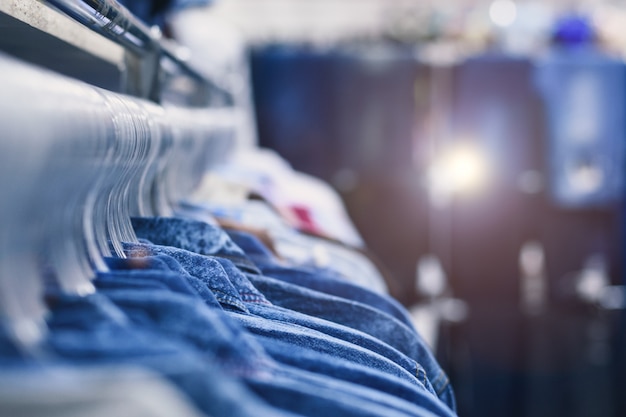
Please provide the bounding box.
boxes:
[41,291,298,417]
[226,229,416,329]
[104,255,200,293]
[119,243,436,392]
[248,274,456,409]
[252,333,436,407]
[105,255,224,306]
[132,217,414,331]
[131,216,412,327]
[212,256,432,387]
[129,216,454,410]
[133,216,411,326]
[104,256,442,404]
[96,267,454,417]
[131,217,260,274]
[232,312,429,390]
[123,242,257,313]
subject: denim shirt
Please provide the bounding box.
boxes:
[99,259,456,417]
[117,245,439,393]
[42,290,299,417]
[226,228,416,329]
[130,216,455,410]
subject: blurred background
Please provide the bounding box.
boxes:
[201,1,626,416]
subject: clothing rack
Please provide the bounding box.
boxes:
[0,0,236,347]
[0,3,459,417]
[0,0,231,105]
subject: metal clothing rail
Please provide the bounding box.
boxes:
[45,0,154,55]
[0,51,235,347]
[0,0,231,105]
[0,0,238,346]
[45,0,232,104]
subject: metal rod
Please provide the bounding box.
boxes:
[43,0,231,102]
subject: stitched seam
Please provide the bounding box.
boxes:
[414,361,429,387]
[240,294,271,304]
[432,370,450,395]
[212,291,247,312]
[431,370,446,385]
[239,292,268,300]
[244,298,272,305]
[215,293,244,307]
[436,381,451,396]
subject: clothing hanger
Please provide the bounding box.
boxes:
[133,103,166,219]
[151,106,236,218]
[0,53,206,347]
[0,55,51,349]
[0,53,115,349]
[0,0,237,351]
